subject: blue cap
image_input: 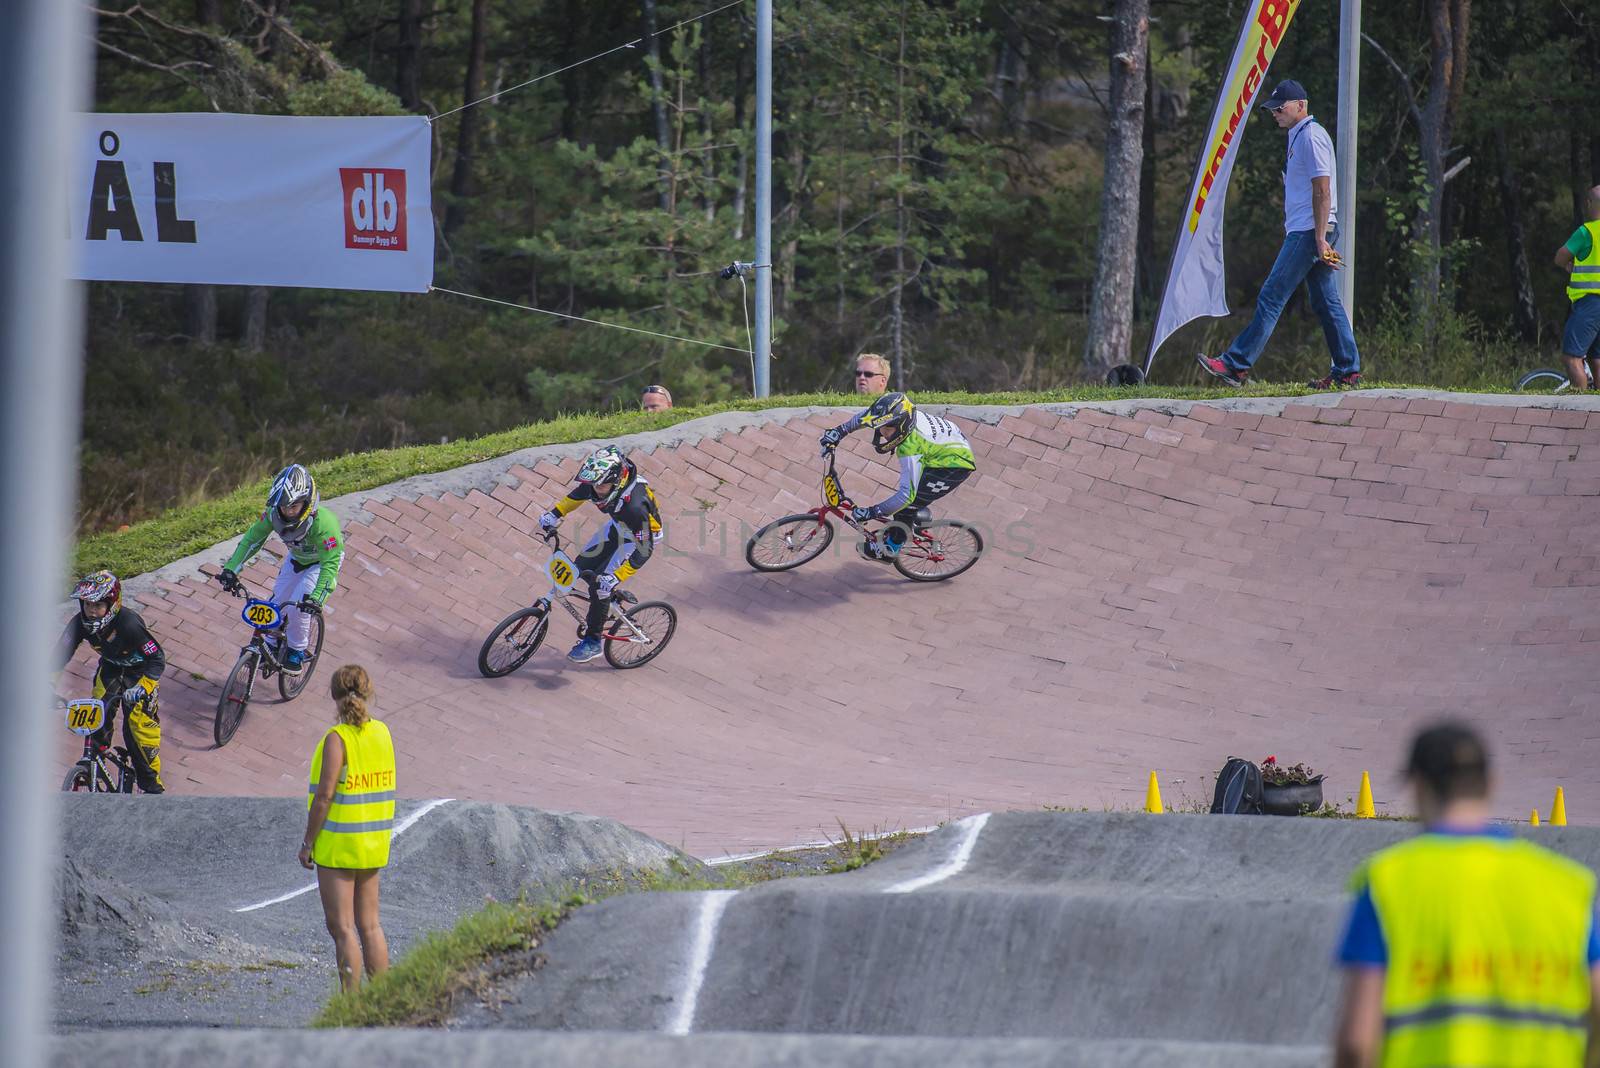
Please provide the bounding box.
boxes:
[1260,79,1307,110]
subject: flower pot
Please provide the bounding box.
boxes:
[1260,776,1324,816]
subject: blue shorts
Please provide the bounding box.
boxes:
[1565,295,1600,360]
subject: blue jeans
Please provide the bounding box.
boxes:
[1222,226,1360,375]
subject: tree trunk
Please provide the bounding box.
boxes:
[1409,0,1472,330]
[1135,44,1158,315]
[889,1,909,388]
[443,0,488,240]
[732,32,748,240]
[1493,128,1537,343]
[195,0,222,24]
[243,287,269,352]
[185,285,217,346]
[641,0,672,211]
[1573,131,1590,228]
[1083,0,1150,375]
[396,0,424,112]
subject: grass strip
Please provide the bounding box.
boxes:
[79,380,1464,580]
[312,894,583,1028]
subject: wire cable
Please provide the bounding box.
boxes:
[430,285,753,354]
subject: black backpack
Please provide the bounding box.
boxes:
[1210,758,1264,815]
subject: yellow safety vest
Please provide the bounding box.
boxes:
[307,719,396,869]
[1352,833,1595,1068]
[1570,220,1600,304]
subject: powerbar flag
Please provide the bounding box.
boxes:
[1146,0,1300,370]
[69,114,433,293]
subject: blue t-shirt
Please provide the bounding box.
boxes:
[1337,826,1600,966]
[1283,116,1337,234]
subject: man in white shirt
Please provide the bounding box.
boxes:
[1198,79,1362,390]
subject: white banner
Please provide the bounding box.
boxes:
[68,113,433,293]
[1146,0,1300,370]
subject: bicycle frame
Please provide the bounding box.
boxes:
[204,569,317,676]
[534,530,654,645]
[811,450,940,554]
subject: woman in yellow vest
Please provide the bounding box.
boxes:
[1333,723,1600,1067]
[298,664,396,992]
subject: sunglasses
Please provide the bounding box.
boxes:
[855,370,884,378]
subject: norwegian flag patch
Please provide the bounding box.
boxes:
[142,640,159,656]
[324,536,339,550]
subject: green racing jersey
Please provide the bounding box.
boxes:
[837,408,976,514]
[224,506,345,604]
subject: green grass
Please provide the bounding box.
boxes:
[81,379,1497,581]
[312,893,584,1028]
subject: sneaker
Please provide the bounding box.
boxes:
[1307,371,1361,390]
[567,637,603,663]
[1197,354,1248,387]
[283,648,307,672]
[856,541,894,564]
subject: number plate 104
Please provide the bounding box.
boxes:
[66,699,105,736]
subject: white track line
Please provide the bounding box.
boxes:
[233,798,455,913]
[666,889,736,1035]
[882,812,989,894]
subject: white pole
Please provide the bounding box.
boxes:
[1336,0,1360,317]
[752,0,772,398]
[1,4,89,1066]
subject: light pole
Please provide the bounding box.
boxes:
[752,0,772,397]
[1336,0,1361,317]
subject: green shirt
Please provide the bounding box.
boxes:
[224,506,345,603]
[1566,226,1594,262]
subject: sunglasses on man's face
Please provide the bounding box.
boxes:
[855,370,884,378]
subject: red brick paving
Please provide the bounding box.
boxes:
[55,396,1600,855]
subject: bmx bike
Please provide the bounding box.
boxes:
[744,448,983,582]
[477,529,678,677]
[1515,367,1588,393]
[203,568,325,747]
[59,695,139,793]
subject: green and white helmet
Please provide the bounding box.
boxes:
[577,445,632,507]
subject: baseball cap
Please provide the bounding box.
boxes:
[1260,79,1307,110]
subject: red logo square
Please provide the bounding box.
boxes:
[340,168,408,251]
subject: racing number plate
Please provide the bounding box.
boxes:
[242,599,282,630]
[547,551,577,593]
[824,472,844,508]
[65,698,105,736]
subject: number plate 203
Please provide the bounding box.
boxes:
[242,599,282,630]
[547,552,577,592]
[66,698,105,736]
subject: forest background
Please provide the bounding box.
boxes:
[83,0,1600,532]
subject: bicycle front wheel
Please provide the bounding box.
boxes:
[746,515,835,572]
[894,520,985,582]
[1515,368,1572,393]
[215,652,256,747]
[478,607,550,678]
[61,765,92,792]
[278,612,326,701]
[604,601,678,669]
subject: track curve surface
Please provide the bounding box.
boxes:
[59,392,1600,855]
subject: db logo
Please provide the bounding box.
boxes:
[340,168,407,251]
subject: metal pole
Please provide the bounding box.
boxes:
[752,0,772,398]
[1336,0,1361,317]
[1,3,89,1066]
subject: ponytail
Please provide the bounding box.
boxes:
[329,664,374,728]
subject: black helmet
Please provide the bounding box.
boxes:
[267,464,319,543]
[860,392,915,454]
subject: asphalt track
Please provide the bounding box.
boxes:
[59,391,1600,856]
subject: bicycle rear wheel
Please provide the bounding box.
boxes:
[603,601,677,669]
[1515,368,1572,393]
[746,515,835,572]
[478,607,549,678]
[278,612,326,701]
[894,520,984,582]
[215,652,256,747]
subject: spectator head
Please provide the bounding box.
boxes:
[1260,78,1308,128]
[853,353,890,394]
[640,384,672,412]
[330,664,374,728]
[1405,721,1491,818]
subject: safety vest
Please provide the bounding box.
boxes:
[1353,833,1595,1068]
[307,719,396,869]
[1570,220,1600,304]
